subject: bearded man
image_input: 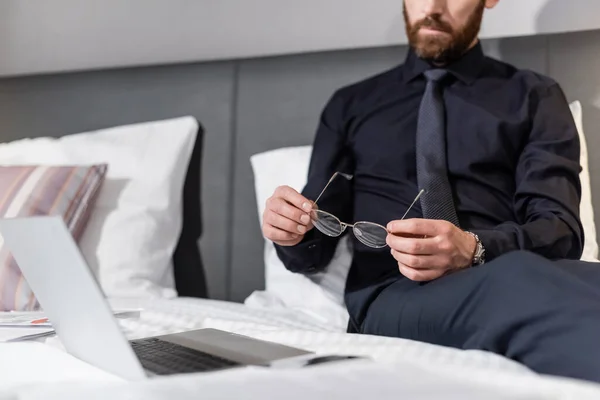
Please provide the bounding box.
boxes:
[262,0,600,383]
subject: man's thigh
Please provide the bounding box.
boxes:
[360,250,600,349]
[360,260,490,348]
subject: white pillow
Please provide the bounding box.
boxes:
[569,101,599,262]
[250,101,598,323]
[250,146,350,327]
[0,117,198,298]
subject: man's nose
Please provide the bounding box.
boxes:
[421,0,446,16]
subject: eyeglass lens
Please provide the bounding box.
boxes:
[352,222,388,248]
[311,209,344,237]
[311,209,388,248]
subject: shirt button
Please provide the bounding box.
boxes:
[308,244,317,250]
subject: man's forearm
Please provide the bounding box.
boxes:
[474,83,584,262]
[472,217,583,262]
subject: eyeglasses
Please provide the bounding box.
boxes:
[310,172,424,248]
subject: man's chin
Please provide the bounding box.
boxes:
[415,32,452,48]
[413,41,450,61]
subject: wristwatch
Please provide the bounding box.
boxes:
[467,232,486,266]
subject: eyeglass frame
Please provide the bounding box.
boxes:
[309,172,424,248]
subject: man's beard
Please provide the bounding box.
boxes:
[404,1,485,64]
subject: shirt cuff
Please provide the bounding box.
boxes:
[273,229,326,274]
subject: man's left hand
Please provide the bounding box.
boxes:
[386,219,477,282]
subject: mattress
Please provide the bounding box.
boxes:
[2,297,600,400]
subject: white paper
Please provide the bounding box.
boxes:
[0,328,55,343]
[0,313,51,328]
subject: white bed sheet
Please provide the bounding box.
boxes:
[10,359,600,400]
[2,297,600,400]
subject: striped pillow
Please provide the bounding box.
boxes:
[0,165,107,311]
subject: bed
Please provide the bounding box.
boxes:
[3,296,600,399]
[0,89,599,399]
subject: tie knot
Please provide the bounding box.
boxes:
[424,69,449,83]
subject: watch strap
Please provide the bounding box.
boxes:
[466,231,485,266]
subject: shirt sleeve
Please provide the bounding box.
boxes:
[471,83,584,261]
[274,91,354,274]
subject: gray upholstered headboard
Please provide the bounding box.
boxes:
[1,30,599,302]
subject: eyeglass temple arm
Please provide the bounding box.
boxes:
[313,172,353,206]
[399,189,425,220]
[312,174,422,220]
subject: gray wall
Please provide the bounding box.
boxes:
[1,30,599,302]
[2,0,600,77]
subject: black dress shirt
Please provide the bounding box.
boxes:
[275,42,583,327]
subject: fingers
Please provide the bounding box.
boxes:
[266,196,311,226]
[262,186,314,245]
[262,223,301,244]
[387,218,453,237]
[397,264,445,282]
[386,235,438,255]
[264,211,309,235]
[391,249,438,270]
[387,219,466,281]
[274,185,313,213]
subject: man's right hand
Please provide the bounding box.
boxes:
[262,185,314,247]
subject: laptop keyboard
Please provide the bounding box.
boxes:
[130,337,241,375]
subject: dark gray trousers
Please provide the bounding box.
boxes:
[361,251,600,383]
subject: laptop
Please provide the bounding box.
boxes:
[0,216,314,380]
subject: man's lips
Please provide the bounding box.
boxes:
[419,26,450,34]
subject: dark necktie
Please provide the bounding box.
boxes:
[416,69,460,227]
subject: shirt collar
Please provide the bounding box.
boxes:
[402,40,485,85]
